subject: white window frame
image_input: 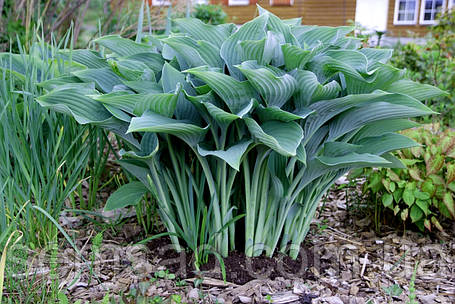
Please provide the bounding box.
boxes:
[448,0,455,9]
[270,0,294,5]
[228,0,249,6]
[393,0,419,25]
[151,0,171,6]
[419,0,446,24]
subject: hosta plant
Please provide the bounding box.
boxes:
[351,124,455,233]
[33,6,443,260]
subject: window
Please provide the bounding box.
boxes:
[394,0,419,25]
[228,0,249,5]
[151,0,171,6]
[270,0,294,5]
[420,0,445,24]
[448,0,455,9]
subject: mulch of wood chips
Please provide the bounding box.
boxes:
[9,177,455,304]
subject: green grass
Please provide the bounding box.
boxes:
[0,34,113,303]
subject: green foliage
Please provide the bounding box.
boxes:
[390,10,455,127]
[0,38,102,247]
[192,4,227,25]
[352,125,455,232]
[0,0,149,52]
[30,6,440,261]
[407,262,419,304]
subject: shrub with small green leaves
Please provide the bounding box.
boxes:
[352,124,455,232]
[19,6,444,260]
[192,4,227,25]
[390,10,455,127]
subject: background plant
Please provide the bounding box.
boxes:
[192,4,227,25]
[350,124,455,233]
[0,0,150,52]
[390,10,455,127]
[30,6,441,261]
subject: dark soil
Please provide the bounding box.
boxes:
[146,237,316,285]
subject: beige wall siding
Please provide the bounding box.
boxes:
[211,0,356,26]
[302,0,356,26]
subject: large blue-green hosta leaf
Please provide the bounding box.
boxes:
[73,67,122,93]
[94,35,154,56]
[293,25,353,48]
[174,18,235,49]
[162,35,223,69]
[220,14,268,80]
[244,118,303,156]
[256,105,314,122]
[94,91,178,117]
[37,84,112,124]
[198,140,253,171]
[327,102,434,140]
[186,67,258,115]
[128,111,208,146]
[304,92,433,143]
[121,133,159,160]
[257,5,300,46]
[123,53,165,74]
[385,79,448,101]
[352,119,420,140]
[237,61,296,108]
[322,133,417,157]
[61,49,108,69]
[291,69,341,108]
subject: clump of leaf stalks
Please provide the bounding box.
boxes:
[19,6,444,262]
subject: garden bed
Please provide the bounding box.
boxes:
[11,178,454,304]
